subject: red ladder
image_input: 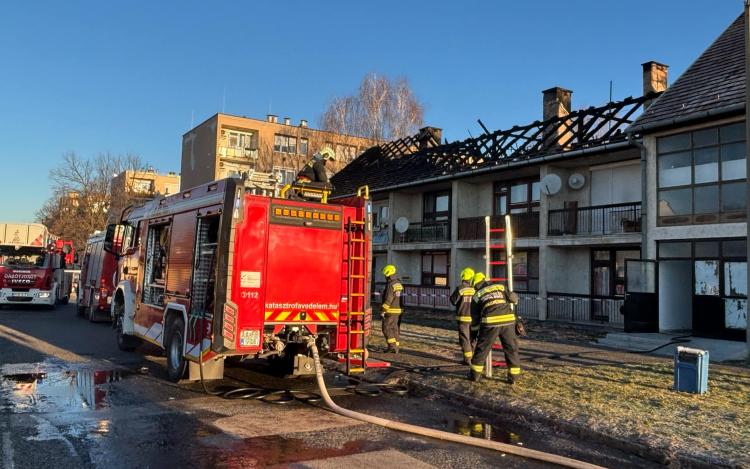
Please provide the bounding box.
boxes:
[483,214,513,377]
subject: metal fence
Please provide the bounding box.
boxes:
[548,202,641,236]
[393,221,451,244]
[372,283,451,310]
[515,293,539,319]
[546,293,624,326]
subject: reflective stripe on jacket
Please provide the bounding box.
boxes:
[470,281,518,327]
[450,281,474,322]
[381,275,403,314]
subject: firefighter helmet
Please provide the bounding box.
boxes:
[471,272,486,287]
[316,147,336,161]
[382,265,396,277]
[460,268,475,281]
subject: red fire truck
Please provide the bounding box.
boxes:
[104,175,371,381]
[77,231,119,322]
[0,223,76,309]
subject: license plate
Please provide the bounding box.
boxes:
[12,293,29,297]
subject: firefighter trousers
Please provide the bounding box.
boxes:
[382,312,401,349]
[457,322,477,360]
[470,324,521,378]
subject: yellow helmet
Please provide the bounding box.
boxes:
[318,146,336,161]
[460,268,475,281]
[471,272,486,287]
[382,265,396,277]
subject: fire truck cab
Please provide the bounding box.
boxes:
[104,174,371,381]
[0,223,76,309]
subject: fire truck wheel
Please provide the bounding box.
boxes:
[167,318,188,382]
[46,295,58,311]
[61,296,69,306]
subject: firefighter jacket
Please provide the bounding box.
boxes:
[470,281,518,328]
[450,281,474,323]
[296,158,329,183]
[381,275,403,314]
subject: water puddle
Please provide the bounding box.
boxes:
[1,368,133,413]
[449,416,523,446]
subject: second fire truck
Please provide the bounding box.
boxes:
[104,174,371,381]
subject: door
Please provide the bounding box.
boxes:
[623,259,659,332]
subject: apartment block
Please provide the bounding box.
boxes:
[180,113,379,191]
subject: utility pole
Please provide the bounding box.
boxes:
[745,1,750,361]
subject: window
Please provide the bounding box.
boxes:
[494,178,540,215]
[490,250,539,292]
[300,138,308,156]
[422,252,449,286]
[657,122,746,225]
[336,144,358,161]
[273,135,297,154]
[591,248,640,297]
[272,166,296,186]
[132,179,152,193]
[142,223,171,306]
[423,190,451,224]
[220,129,257,150]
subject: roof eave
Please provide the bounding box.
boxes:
[627,103,745,135]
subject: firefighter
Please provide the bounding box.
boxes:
[296,147,335,184]
[468,272,521,384]
[450,267,477,364]
[380,264,403,353]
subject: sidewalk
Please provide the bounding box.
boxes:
[359,318,750,469]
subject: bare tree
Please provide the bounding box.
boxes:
[319,72,426,146]
[36,151,146,252]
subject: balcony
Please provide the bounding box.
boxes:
[393,221,450,244]
[219,146,259,160]
[547,293,624,327]
[457,212,540,241]
[548,202,641,236]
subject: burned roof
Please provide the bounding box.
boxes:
[332,93,657,197]
[629,14,745,133]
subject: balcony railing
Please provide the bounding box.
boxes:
[393,221,450,244]
[457,212,540,240]
[548,202,641,236]
[546,293,624,326]
[372,283,451,310]
[219,146,259,160]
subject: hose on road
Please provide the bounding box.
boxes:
[307,340,609,469]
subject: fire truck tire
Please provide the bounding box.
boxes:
[167,318,188,382]
[46,296,58,311]
[61,295,69,306]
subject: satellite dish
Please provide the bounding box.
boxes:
[569,173,585,190]
[540,174,562,196]
[395,217,410,234]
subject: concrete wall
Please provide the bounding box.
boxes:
[181,115,219,190]
[545,247,590,294]
[391,191,422,226]
[455,248,485,279]
[545,164,590,211]
[658,260,693,331]
[454,180,493,218]
[390,250,422,285]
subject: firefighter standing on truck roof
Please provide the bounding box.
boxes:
[380,264,403,353]
[468,272,521,384]
[450,268,477,364]
[296,147,335,184]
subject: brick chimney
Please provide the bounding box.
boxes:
[542,87,573,147]
[642,61,668,110]
[417,126,443,148]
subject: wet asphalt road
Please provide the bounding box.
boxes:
[0,303,663,469]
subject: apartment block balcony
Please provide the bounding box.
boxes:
[548,202,641,237]
[457,212,540,240]
[393,221,451,244]
[219,146,259,160]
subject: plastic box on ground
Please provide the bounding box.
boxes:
[673,346,709,394]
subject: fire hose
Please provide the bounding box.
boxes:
[306,339,608,469]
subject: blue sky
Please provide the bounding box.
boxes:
[0,1,742,222]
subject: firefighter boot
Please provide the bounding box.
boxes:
[468,370,482,382]
[507,372,520,385]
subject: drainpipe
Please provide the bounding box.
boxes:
[627,133,648,260]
